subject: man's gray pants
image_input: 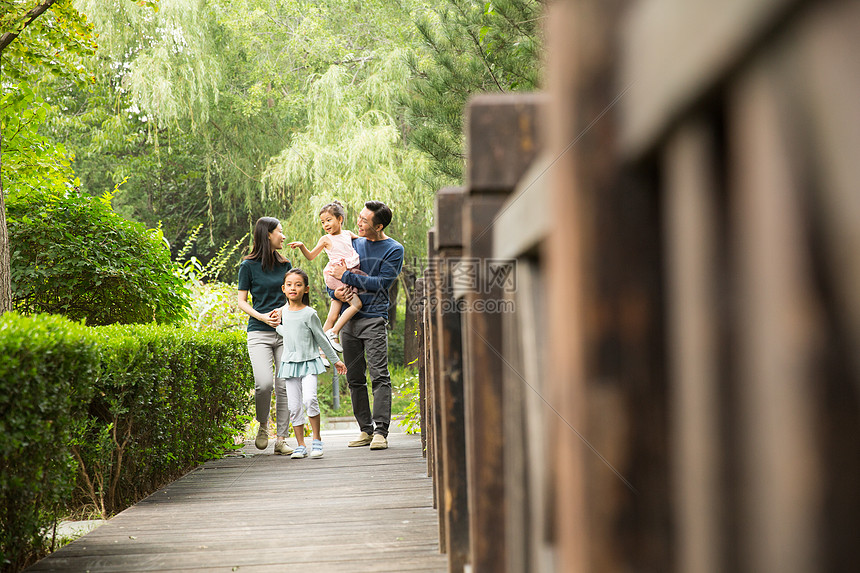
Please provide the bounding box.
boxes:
[340,316,391,437]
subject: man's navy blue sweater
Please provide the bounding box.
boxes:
[336,236,404,319]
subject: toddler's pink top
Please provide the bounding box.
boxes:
[323,232,360,291]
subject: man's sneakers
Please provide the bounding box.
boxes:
[310,439,324,458]
[255,425,269,450]
[325,329,343,352]
[347,431,373,447]
[273,439,294,455]
[348,431,388,449]
[370,434,388,450]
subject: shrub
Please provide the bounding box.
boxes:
[7,188,190,325]
[0,313,97,572]
[0,314,253,571]
[70,324,253,516]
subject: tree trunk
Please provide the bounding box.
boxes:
[1,113,11,314]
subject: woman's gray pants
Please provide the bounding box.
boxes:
[246,330,290,437]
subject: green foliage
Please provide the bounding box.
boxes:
[184,280,247,332]
[0,312,253,569]
[7,187,190,325]
[391,364,421,434]
[0,313,97,572]
[405,0,542,180]
[0,0,97,85]
[71,323,253,516]
[0,84,75,197]
[263,54,438,297]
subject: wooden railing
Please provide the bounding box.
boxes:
[417,1,860,572]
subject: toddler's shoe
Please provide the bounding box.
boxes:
[310,439,324,459]
[290,445,308,459]
[325,329,343,352]
[319,350,330,367]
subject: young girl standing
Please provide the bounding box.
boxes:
[288,201,363,352]
[275,268,346,459]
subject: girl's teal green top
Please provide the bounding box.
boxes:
[274,306,339,375]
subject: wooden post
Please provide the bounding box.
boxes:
[426,229,445,544]
[416,276,427,459]
[462,93,545,573]
[547,1,670,571]
[433,186,470,572]
[424,231,437,481]
[403,270,420,368]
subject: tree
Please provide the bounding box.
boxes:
[7,187,190,325]
[405,0,542,180]
[261,53,442,308]
[1,0,99,313]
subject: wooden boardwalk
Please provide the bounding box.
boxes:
[29,432,447,572]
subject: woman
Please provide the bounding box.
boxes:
[237,216,293,455]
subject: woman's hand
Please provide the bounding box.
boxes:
[262,308,280,328]
[334,361,347,375]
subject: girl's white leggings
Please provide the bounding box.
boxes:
[285,373,319,426]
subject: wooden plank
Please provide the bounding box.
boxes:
[425,230,439,490]
[790,3,860,565]
[510,261,553,573]
[730,45,821,573]
[426,228,447,553]
[492,154,551,261]
[795,0,860,389]
[542,3,587,570]
[546,2,671,571]
[664,119,725,573]
[434,187,466,250]
[28,433,448,572]
[621,0,802,157]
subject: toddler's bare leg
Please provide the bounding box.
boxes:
[323,298,343,332]
[331,294,363,335]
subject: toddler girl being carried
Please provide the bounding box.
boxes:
[288,201,363,352]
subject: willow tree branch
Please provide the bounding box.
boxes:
[0,0,58,52]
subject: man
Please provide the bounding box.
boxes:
[328,200,404,450]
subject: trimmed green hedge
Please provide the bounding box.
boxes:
[0,313,253,572]
[0,314,97,572]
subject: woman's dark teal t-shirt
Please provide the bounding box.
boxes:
[237,258,291,332]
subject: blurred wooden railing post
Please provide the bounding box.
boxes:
[461,93,545,573]
[429,186,470,572]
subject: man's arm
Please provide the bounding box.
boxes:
[340,245,404,292]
